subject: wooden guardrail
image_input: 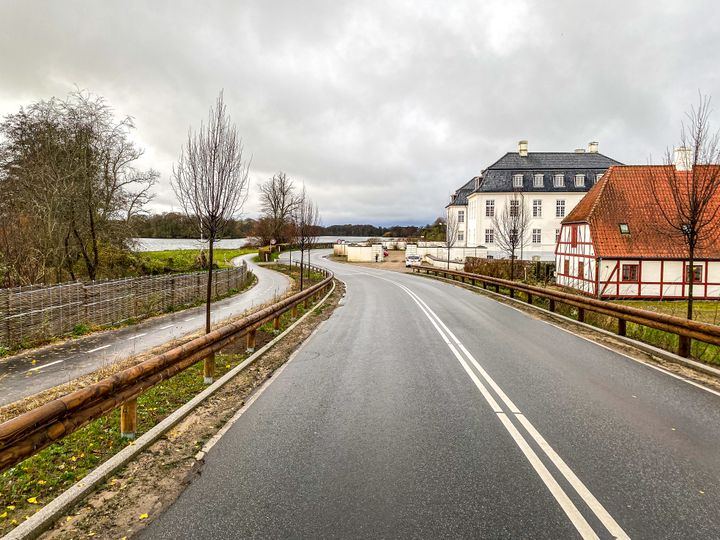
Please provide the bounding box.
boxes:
[413,266,720,359]
[0,263,333,473]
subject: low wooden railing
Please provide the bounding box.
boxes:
[0,264,333,473]
[413,266,720,359]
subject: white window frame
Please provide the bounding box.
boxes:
[458,231,464,242]
[485,228,494,244]
[595,173,603,184]
[532,199,542,218]
[554,174,565,188]
[513,174,523,188]
[555,229,561,242]
[485,200,495,217]
[532,228,541,244]
[556,200,566,218]
[458,210,465,223]
[510,199,520,217]
[575,174,585,187]
[533,173,544,188]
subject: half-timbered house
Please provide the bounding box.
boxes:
[555,161,720,299]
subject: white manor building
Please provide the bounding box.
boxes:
[447,140,622,261]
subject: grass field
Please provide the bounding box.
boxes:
[139,248,257,274]
[612,299,720,325]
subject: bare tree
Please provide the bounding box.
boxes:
[491,191,530,280]
[258,171,297,244]
[0,90,157,284]
[444,211,459,269]
[294,186,320,291]
[651,93,720,323]
[172,91,251,383]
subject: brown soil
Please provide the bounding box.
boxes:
[39,280,344,540]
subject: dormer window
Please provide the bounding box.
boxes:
[575,174,585,187]
[619,223,630,234]
[513,174,523,188]
[595,173,603,184]
[553,174,565,188]
[533,174,544,187]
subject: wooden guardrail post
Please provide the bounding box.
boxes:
[618,318,627,336]
[577,308,586,323]
[678,335,691,357]
[120,399,137,439]
[527,292,533,305]
[204,353,215,384]
[246,328,257,352]
[549,299,556,312]
[273,316,280,333]
[291,305,298,319]
[509,288,515,299]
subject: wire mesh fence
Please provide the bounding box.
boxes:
[0,263,248,348]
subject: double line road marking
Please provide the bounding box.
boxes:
[379,275,629,540]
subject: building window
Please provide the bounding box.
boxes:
[458,231,464,242]
[555,229,561,242]
[556,200,566,217]
[595,173,603,184]
[575,174,585,187]
[532,228,541,244]
[554,174,565,188]
[513,174,523,188]
[458,210,465,223]
[578,260,585,278]
[510,228,518,244]
[686,264,703,283]
[533,174,544,188]
[532,199,542,217]
[510,200,520,217]
[485,229,494,244]
[619,223,629,234]
[486,200,495,217]
[564,259,570,276]
[621,264,639,282]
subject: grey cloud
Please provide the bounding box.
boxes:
[1,0,719,226]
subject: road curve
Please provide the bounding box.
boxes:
[140,251,720,539]
[0,255,291,406]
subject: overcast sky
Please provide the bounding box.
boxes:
[1,0,719,226]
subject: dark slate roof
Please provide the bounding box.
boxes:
[473,152,623,194]
[447,177,477,206]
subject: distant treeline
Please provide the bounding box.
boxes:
[132,214,446,241]
[130,213,256,238]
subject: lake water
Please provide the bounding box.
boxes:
[132,237,372,252]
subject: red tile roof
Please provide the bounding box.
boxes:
[563,165,720,259]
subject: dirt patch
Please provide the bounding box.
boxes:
[39,280,344,540]
[417,274,720,393]
[329,250,414,273]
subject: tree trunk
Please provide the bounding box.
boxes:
[204,236,215,383]
[447,246,450,269]
[299,243,304,291]
[687,244,695,320]
[510,251,515,281]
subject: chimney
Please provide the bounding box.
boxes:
[674,147,692,171]
[518,140,528,157]
[588,141,599,153]
[474,176,481,190]
[574,148,585,153]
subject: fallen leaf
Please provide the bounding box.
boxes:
[37,480,46,485]
[138,513,149,520]
[6,505,15,510]
[66,516,73,522]
[31,359,37,365]
[0,512,7,519]
[10,519,18,525]
[26,497,38,504]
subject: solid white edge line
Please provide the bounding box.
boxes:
[402,283,630,540]
[399,281,600,540]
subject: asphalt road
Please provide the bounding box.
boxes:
[0,255,290,406]
[140,252,720,539]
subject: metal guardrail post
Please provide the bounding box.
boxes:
[120,399,137,439]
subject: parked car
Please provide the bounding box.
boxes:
[405,255,422,267]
